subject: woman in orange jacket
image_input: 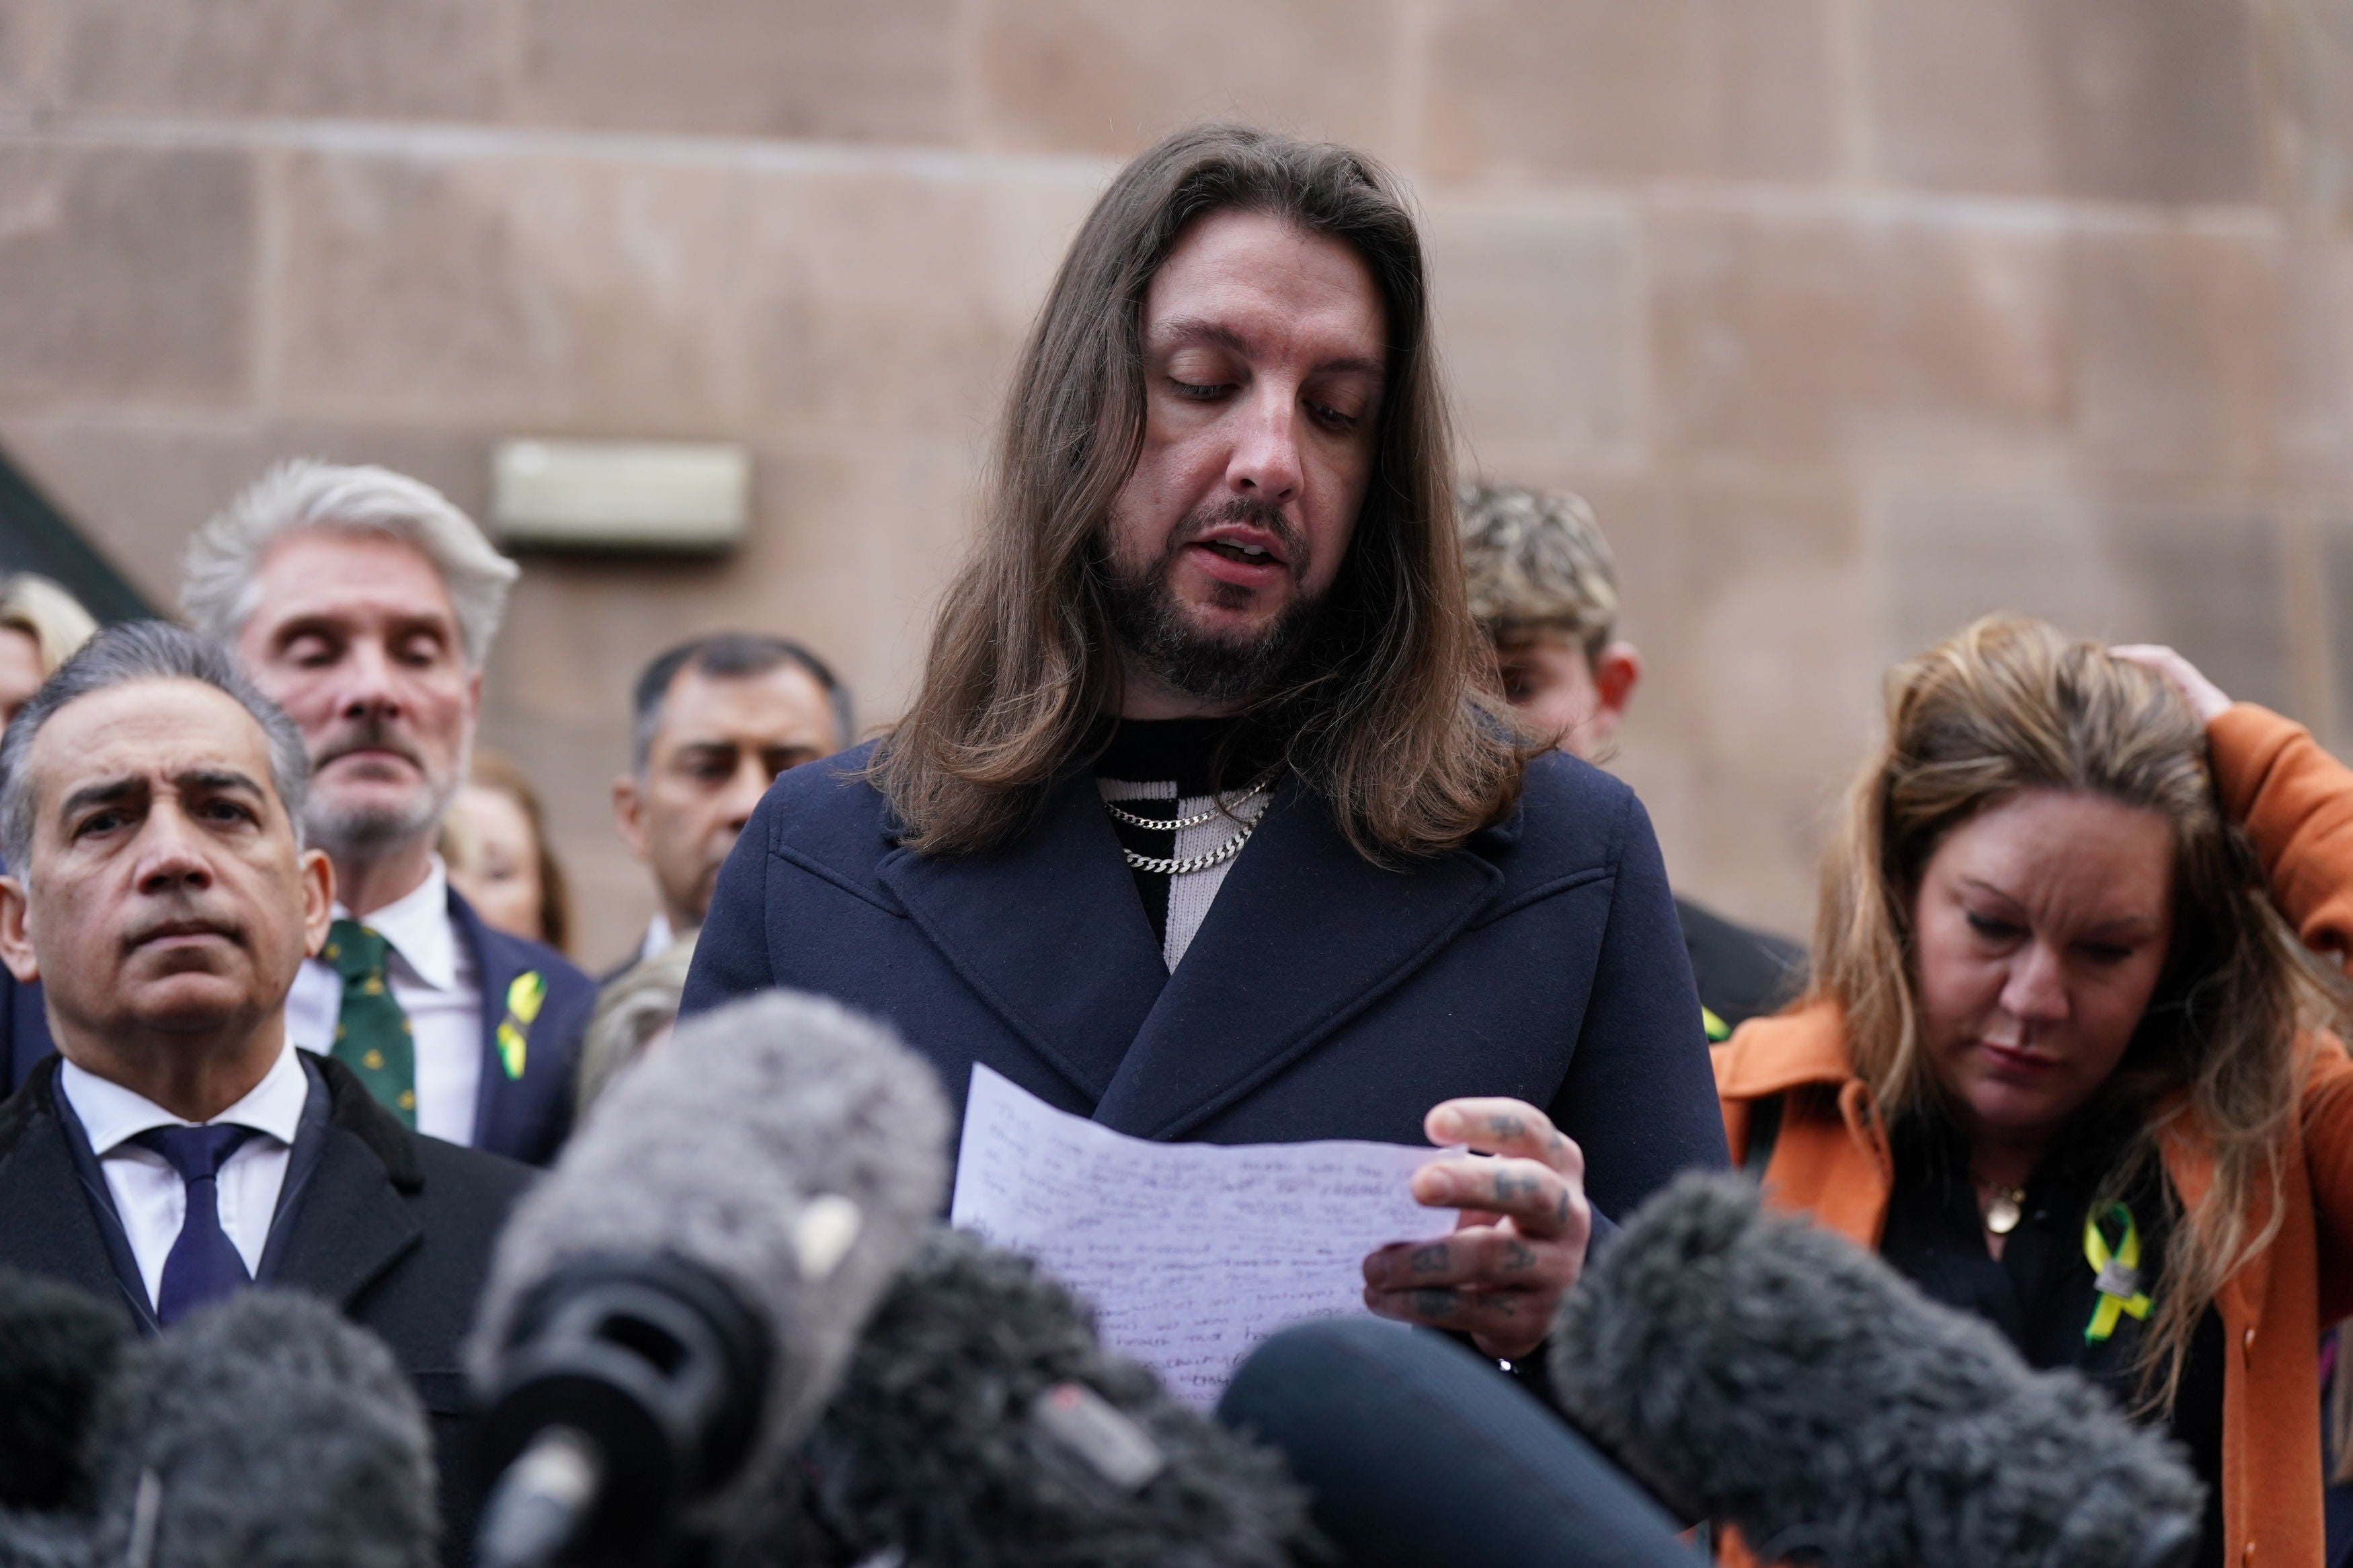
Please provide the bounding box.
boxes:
[1716,616,2353,1568]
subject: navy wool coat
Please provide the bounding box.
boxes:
[682,743,1729,1226]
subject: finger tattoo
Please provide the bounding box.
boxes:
[1487,1112,1525,1139]
[1411,1288,1458,1319]
[1410,1242,1451,1275]
[1502,1240,1538,1272]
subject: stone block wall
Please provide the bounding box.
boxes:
[1,0,2347,966]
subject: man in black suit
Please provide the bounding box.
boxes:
[686,125,1729,1376]
[0,622,526,1565]
[1,464,594,1166]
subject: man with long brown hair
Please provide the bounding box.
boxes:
[684,124,1726,1366]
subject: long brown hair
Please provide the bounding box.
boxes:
[873,123,1522,862]
[1812,615,2323,1408]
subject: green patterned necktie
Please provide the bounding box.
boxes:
[324,918,417,1127]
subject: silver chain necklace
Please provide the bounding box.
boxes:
[1105,786,1271,876]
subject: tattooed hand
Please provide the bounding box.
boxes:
[1359,1097,1591,1360]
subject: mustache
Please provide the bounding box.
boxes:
[1160,497,1304,567]
[121,908,247,954]
[311,716,426,773]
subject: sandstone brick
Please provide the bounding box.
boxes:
[1424,0,1837,183]
[511,0,959,142]
[2070,227,2291,485]
[0,415,491,610]
[740,168,1098,442]
[274,150,743,430]
[2104,502,2295,714]
[1866,0,2263,202]
[1649,208,2067,464]
[58,0,497,119]
[1426,200,1642,464]
[0,145,255,405]
[975,0,1398,157]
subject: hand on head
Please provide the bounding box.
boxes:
[1361,1097,1591,1360]
[2110,644,2231,723]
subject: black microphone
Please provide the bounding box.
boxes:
[1550,1172,2202,1568]
[468,990,949,1568]
[0,1268,128,1515]
[795,1227,1326,1568]
[1217,1317,1702,1568]
[81,1289,438,1568]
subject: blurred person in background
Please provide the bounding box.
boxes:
[170,458,591,1165]
[1717,615,2353,1568]
[608,632,848,976]
[1458,481,1803,1038]
[573,933,697,1119]
[443,748,571,954]
[0,573,97,725]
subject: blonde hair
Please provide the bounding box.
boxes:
[0,575,97,675]
[1813,615,2317,1409]
[1456,482,1619,658]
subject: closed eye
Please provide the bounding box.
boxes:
[1965,912,2022,942]
[1170,378,1231,401]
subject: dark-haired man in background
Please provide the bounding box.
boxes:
[0,623,524,1565]
[1458,481,1806,1040]
[686,124,1727,1368]
[608,633,850,975]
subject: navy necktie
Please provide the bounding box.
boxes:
[131,1124,257,1325]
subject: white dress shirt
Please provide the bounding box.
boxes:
[286,856,483,1147]
[638,910,675,966]
[58,1037,310,1310]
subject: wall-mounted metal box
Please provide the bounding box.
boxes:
[491,439,750,551]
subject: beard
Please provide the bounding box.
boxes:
[1100,499,1326,708]
[304,718,464,865]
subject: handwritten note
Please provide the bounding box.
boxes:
[949,1064,1456,1407]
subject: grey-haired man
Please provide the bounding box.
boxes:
[0,462,593,1166]
[0,621,528,1567]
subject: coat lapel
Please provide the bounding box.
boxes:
[1091,782,1503,1141]
[0,1073,142,1325]
[877,773,1168,1104]
[269,1124,422,1310]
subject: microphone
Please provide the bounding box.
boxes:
[468,990,950,1568]
[82,1289,438,1568]
[795,1227,1325,1568]
[1550,1172,2202,1568]
[0,1268,128,1514]
[1216,1317,1702,1568]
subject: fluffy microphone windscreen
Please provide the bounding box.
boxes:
[0,1269,126,1512]
[83,1290,436,1568]
[471,989,950,1514]
[798,1227,1323,1568]
[1550,1173,2202,1568]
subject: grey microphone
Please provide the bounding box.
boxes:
[82,1290,438,1568]
[1550,1172,2203,1568]
[469,989,949,1568]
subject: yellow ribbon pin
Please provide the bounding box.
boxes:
[497,971,547,1081]
[2083,1202,2152,1344]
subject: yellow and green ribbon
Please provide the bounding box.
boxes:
[2083,1202,2153,1344]
[1702,1005,1730,1044]
[496,971,546,1082]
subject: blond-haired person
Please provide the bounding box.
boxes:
[1458,481,1803,1039]
[0,573,97,725]
[1716,616,2353,1568]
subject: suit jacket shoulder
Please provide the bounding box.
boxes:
[448,889,594,1165]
